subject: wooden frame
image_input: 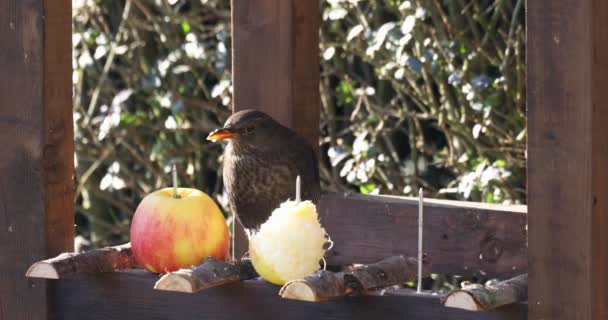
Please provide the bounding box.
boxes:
[527,0,608,318]
[1,0,606,319]
[51,272,526,320]
[0,0,73,319]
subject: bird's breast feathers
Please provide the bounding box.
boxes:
[223,146,294,201]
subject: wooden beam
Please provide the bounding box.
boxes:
[320,193,527,278]
[51,270,526,320]
[0,0,73,319]
[231,0,320,149]
[43,0,74,259]
[231,0,320,257]
[527,0,608,318]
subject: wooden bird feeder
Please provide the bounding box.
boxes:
[1,1,607,319]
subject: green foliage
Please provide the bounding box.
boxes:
[72,0,525,248]
[72,0,232,247]
[319,0,526,204]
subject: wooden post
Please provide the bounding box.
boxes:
[231,0,320,256]
[527,0,608,319]
[0,1,73,319]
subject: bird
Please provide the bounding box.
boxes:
[207,109,320,231]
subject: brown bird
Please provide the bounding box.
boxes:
[207,109,320,231]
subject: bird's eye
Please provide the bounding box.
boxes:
[246,125,255,133]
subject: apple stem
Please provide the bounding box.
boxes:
[295,175,301,203]
[172,164,180,199]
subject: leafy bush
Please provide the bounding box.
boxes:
[318,0,525,204]
[72,0,525,248]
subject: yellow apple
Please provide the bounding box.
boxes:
[130,188,229,273]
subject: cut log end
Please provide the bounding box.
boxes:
[279,255,424,302]
[442,274,528,311]
[280,280,317,302]
[25,243,136,279]
[154,258,257,294]
[154,274,195,293]
[443,291,483,311]
[25,262,59,279]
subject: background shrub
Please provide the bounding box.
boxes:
[72,0,525,249]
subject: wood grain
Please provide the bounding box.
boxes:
[590,2,608,319]
[527,0,608,318]
[43,0,74,258]
[154,258,256,293]
[26,244,134,279]
[443,274,528,311]
[231,0,320,257]
[51,270,526,320]
[231,0,320,150]
[0,1,72,319]
[280,255,426,302]
[319,193,527,278]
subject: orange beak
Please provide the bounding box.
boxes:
[207,128,239,142]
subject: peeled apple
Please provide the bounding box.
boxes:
[248,200,328,285]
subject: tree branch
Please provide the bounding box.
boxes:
[442,273,528,311]
[26,243,136,279]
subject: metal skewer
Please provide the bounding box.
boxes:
[172,164,179,199]
[295,175,301,203]
[417,188,424,293]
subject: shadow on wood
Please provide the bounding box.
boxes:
[51,270,526,320]
[319,193,527,278]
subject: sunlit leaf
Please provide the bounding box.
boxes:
[181,20,191,34]
[347,25,364,41]
[359,183,377,194]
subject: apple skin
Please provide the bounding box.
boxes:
[130,188,229,273]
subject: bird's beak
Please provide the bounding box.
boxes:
[207,128,239,142]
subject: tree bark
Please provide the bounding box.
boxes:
[154,258,257,293]
[280,255,427,302]
[26,243,136,279]
[442,273,528,311]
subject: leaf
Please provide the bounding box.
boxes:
[471,75,491,90]
[375,22,396,46]
[401,15,416,34]
[359,183,377,194]
[181,20,191,34]
[404,56,422,73]
[325,7,348,20]
[328,146,349,166]
[211,80,231,98]
[493,159,506,168]
[347,25,364,41]
[340,159,355,178]
[323,47,336,60]
[111,89,134,108]
[472,124,482,139]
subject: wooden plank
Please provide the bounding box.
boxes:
[527,0,608,318]
[231,0,320,149]
[43,0,74,261]
[231,0,320,257]
[0,1,73,319]
[590,1,608,317]
[51,269,526,320]
[320,193,527,278]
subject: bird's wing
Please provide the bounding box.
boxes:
[286,136,321,204]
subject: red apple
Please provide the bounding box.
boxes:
[130,188,229,273]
